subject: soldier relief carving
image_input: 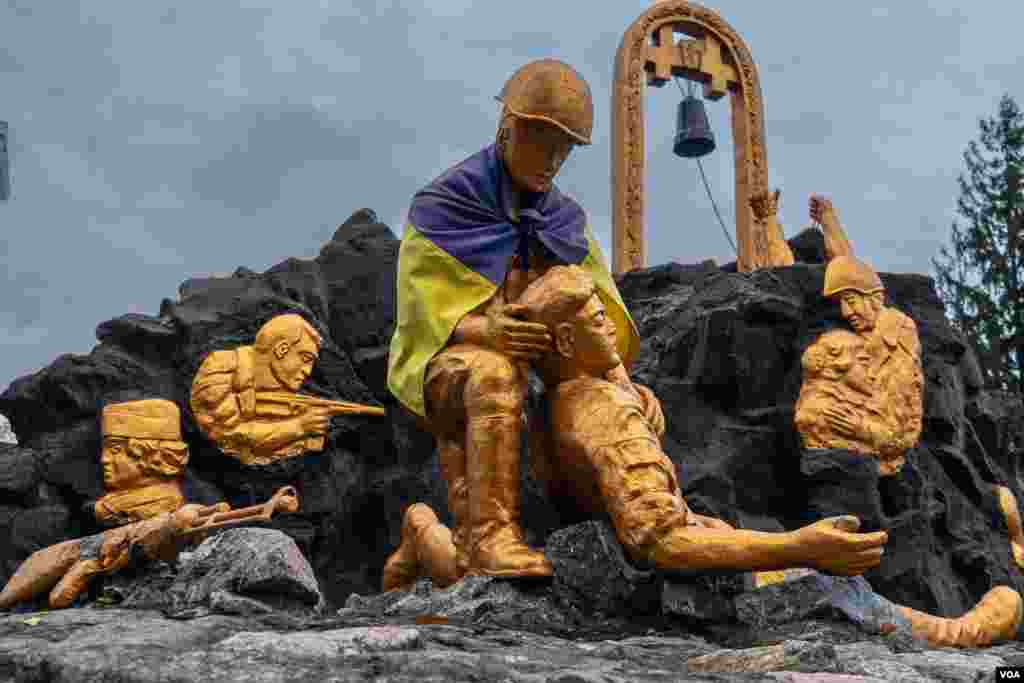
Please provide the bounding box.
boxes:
[795,199,924,476]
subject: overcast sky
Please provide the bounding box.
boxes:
[0,1,1021,388]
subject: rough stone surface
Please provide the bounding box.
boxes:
[169,528,322,612]
[0,414,16,444]
[800,449,885,533]
[687,640,840,674]
[546,519,660,618]
[734,572,911,638]
[8,604,1016,683]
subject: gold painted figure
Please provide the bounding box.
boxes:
[387,60,640,580]
[795,199,923,475]
[0,486,299,610]
[94,399,189,526]
[191,314,384,466]
[381,503,459,593]
[795,329,904,475]
[996,485,1024,569]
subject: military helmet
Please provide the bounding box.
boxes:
[823,255,884,297]
[495,59,594,145]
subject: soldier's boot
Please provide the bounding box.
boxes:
[438,439,470,578]
[898,586,1023,648]
[466,415,552,577]
[0,539,81,609]
[382,503,456,592]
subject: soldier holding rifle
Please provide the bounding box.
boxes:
[0,486,300,609]
[191,314,384,465]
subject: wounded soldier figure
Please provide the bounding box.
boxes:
[383,265,1022,649]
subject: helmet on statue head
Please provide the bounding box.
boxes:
[496,59,594,146]
[823,255,884,297]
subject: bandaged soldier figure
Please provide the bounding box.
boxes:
[386,60,642,579]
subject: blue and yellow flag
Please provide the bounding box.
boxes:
[387,145,639,417]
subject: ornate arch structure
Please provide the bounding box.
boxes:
[611,1,787,274]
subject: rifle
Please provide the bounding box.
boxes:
[0,487,302,610]
[179,485,300,536]
[255,391,386,419]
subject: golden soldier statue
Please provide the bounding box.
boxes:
[387,60,640,579]
[191,314,384,465]
[94,399,189,526]
[795,198,923,476]
[0,487,299,610]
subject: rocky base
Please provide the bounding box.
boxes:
[1,601,1020,682]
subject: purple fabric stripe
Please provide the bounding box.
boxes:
[408,145,588,285]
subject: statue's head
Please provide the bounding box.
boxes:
[824,256,884,334]
[254,314,323,392]
[495,59,593,193]
[100,399,189,491]
[520,265,620,379]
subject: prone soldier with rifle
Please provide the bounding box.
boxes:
[0,486,300,610]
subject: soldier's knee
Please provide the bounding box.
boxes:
[465,352,525,416]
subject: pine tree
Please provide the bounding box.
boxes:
[933,94,1024,392]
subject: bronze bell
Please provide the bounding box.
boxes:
[673,95,715,158]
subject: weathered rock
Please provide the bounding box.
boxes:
[662,571,749,624]
[547,520,660,617]
[0,414,16,444]
[341,576,577,633]
[734,572,911,639]
[686,640,840,675]
[800,449,885,532]
[0,444,40,499]
[169,528,322,613]
[1,600,1019,682]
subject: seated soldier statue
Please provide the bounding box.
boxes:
[382,265,1022,648]
[191,313,383,466]
[94,399,189,526]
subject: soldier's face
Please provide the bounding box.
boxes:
[839,291,882,333]
[270,333,319,391]
[569,295,620,376]
[502,118,574,193]
[101,437,144,490]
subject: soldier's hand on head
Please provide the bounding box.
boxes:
[483,303,553,360]
[298,407,331,436]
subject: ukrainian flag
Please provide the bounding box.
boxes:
[387,146,638,417]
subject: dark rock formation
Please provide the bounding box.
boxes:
[0,211,1021,631]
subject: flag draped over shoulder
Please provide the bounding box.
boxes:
[387,144,639,417]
